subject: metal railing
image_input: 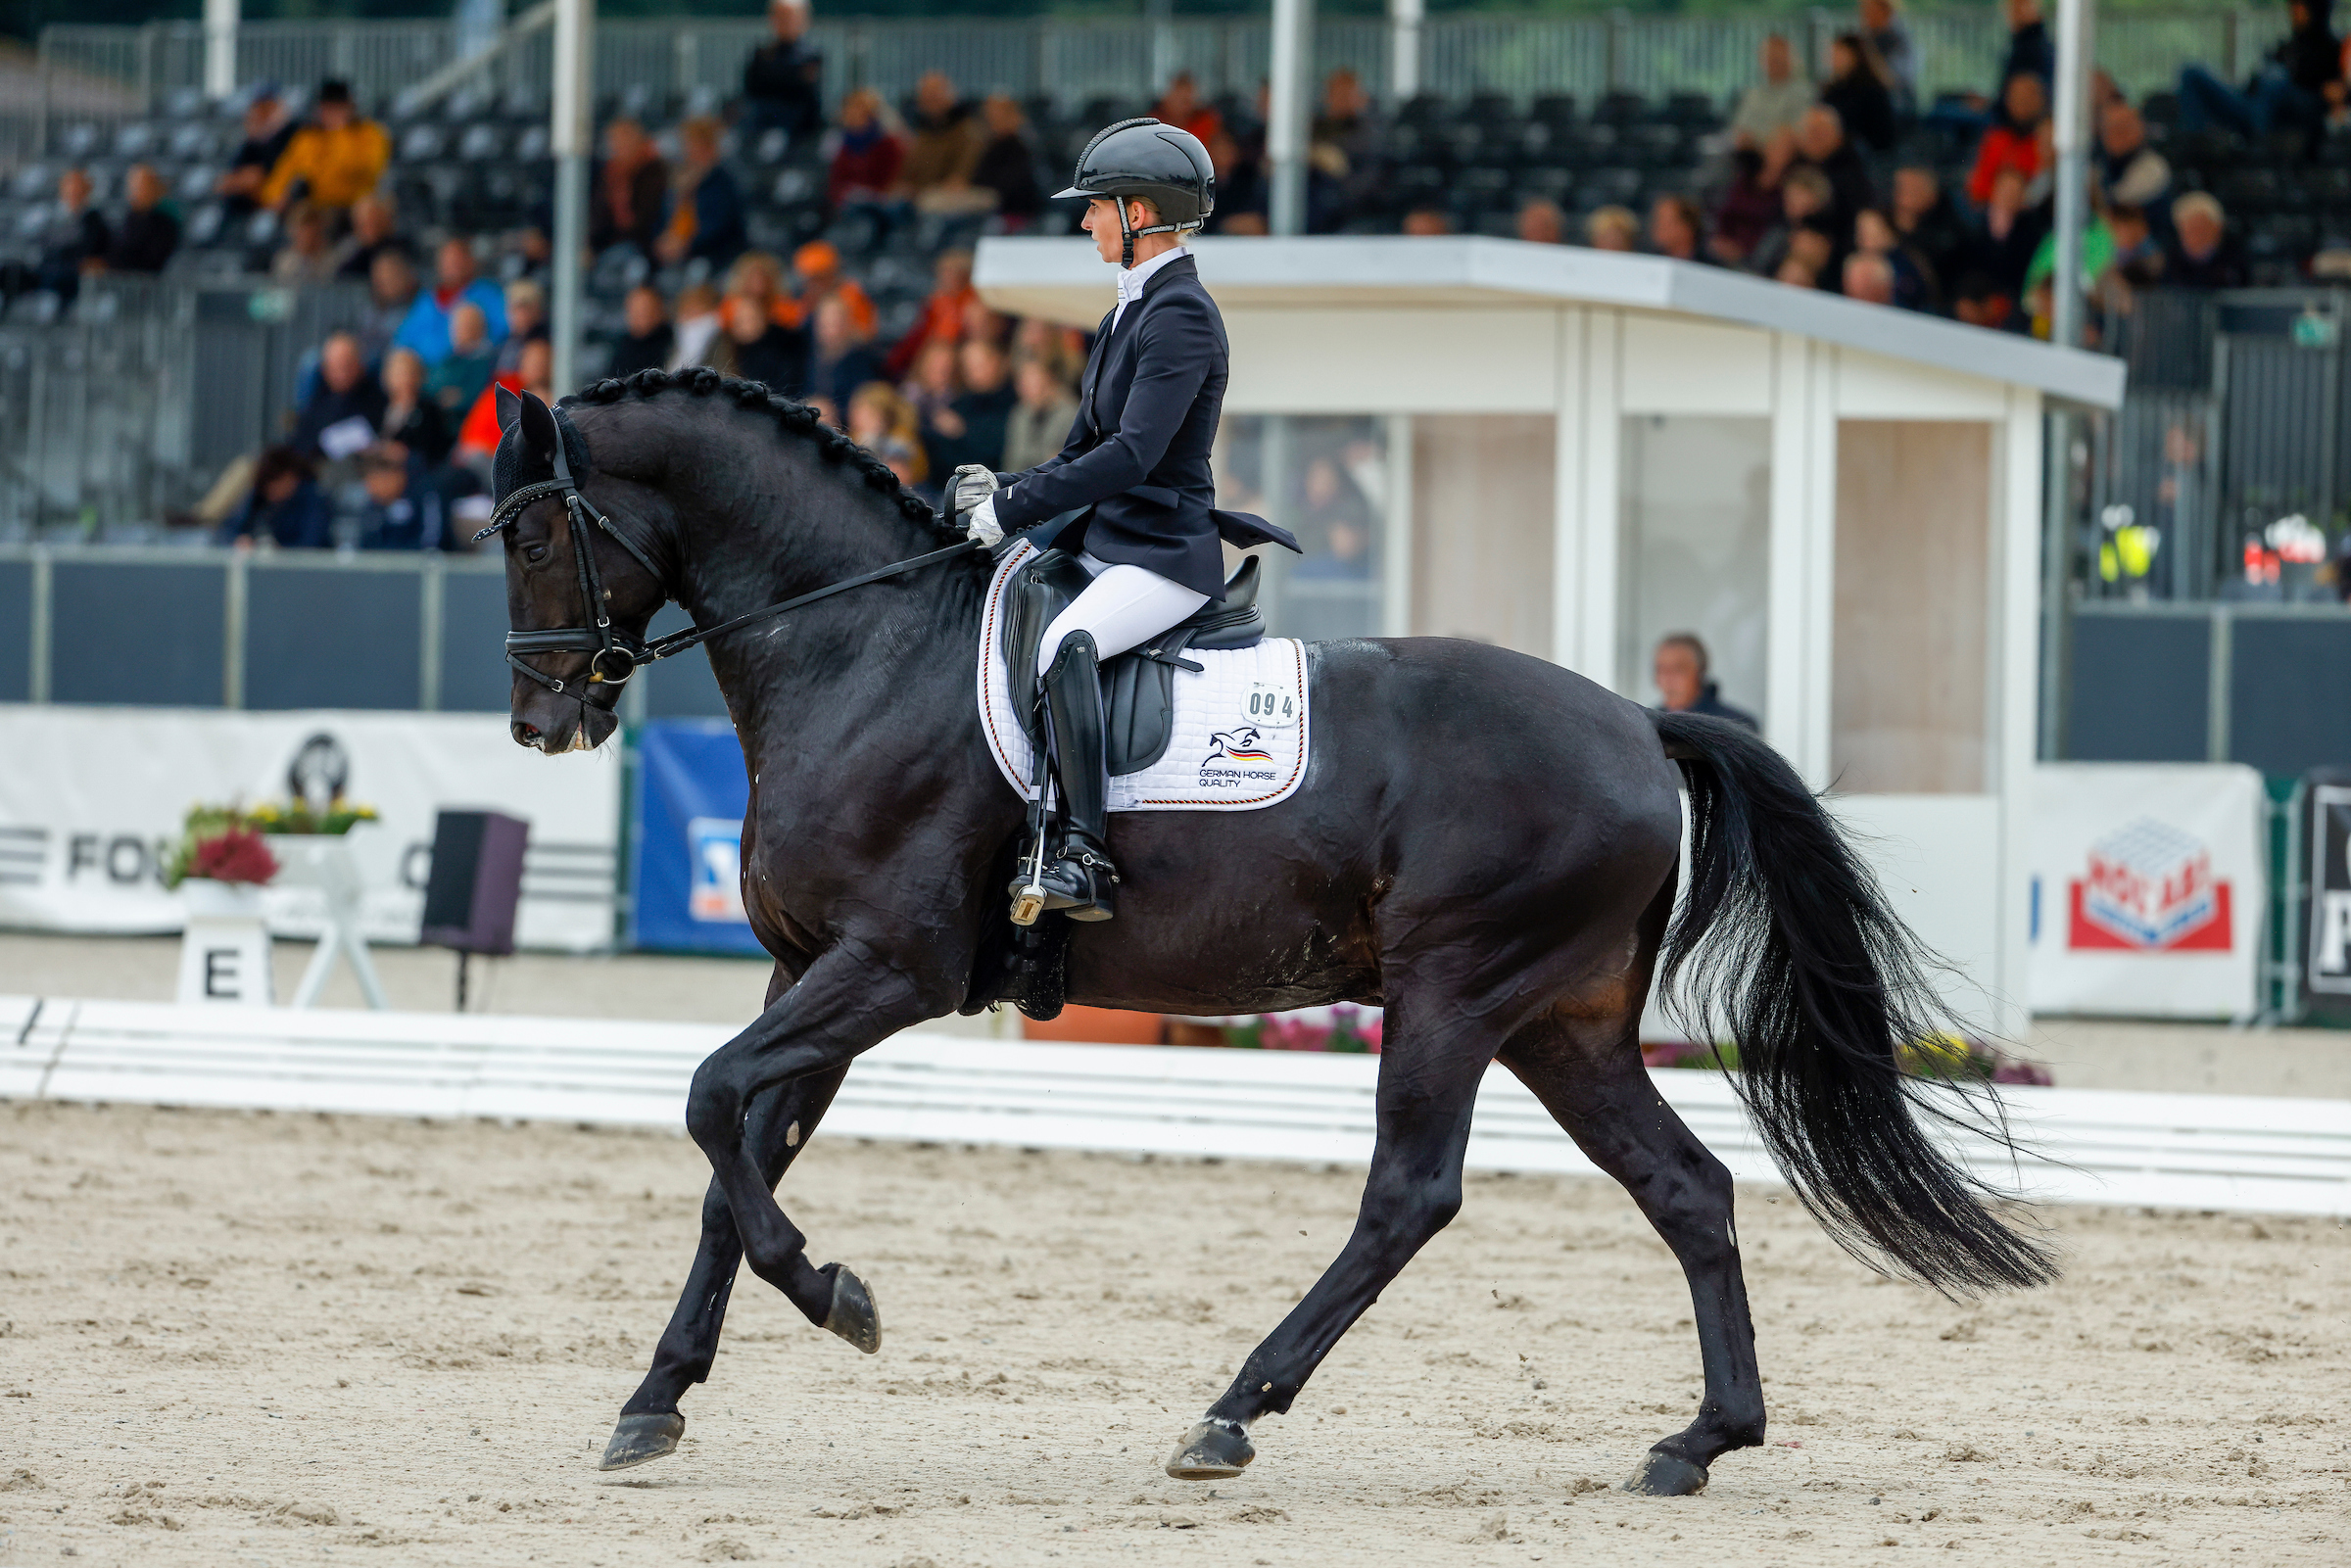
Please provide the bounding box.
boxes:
[14,6,2297,145]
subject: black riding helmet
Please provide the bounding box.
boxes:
[1056,118,1215,266]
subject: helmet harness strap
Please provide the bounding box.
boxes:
[1116,197,1205,269]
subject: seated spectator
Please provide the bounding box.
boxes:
[360,250,419,362]
[394,239,507,366]
[708,291,810,394]
[94,164,176,276]
[828,87,905,214]
[262,78,391,215]
[376,347,454,468]
[809,293,883,409]
[216,86,295,220]
[505,225,553,284]
[293,332,388,460]
[1310,69,1383,231]
[1776,227,1835,288]
[2168,191,2248,287]
[2098,101,2173,217]
[2000,0,2057,91]
[926,336,1016,473]
[725,251,796,327]
[1013,316,1088,386]
[34,167,108,299]
[1952,270,2015,331]
[971,94,1043,225]
[1793,104,1875,234]
[1749,165,1836,277]
[2024,208,2116,330]
[656,118,747,268]
[2104,204,2169,291]
[269,202,338,285]
[1003,355,1078,473]
[1653,634,1757,730]
[902,337,960,431]
[1731,33,1814,151]
[1822,33,1897,152]
[1709,148,1781,265]
[591,119,670,257]
[1843,249,1897,306]
[792,240,878,338]
[1584,206,1639,252]
[496,281,549,377]
[1292,455,1374,581]
[1402,208,1453,236]
[352,447,448,551]
[2178,0,2342,141]
[668,283,724,369]
[897,71,988,214]
[1890,165,1971,297]
[605,286,675,380]
[1967,73,2048,207]
[884,248,978,380]
[1859,0,1919,119]
[1969,166,2049,301]
[1516,198,1566,245]
[1648,195,1707,262]
[846,380,928,489]
[1205,129,1268,232]
[1854,208,1937,310]
[457,338,555,460]
[1153,71,1223,146]
[425,305,498,416]
[742,0,825,144]
[332,194,403,280]
[218,446,330,549]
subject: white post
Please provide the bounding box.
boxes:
[551,0,594,396]
[1268,0,1314,237]
[203,0,239,101]
[1388,0,1422,104]
[2050,0,2094,352]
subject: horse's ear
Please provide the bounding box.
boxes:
[514,389,560,465]
[495,384,523,435]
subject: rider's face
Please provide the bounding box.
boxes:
[1081,198,1149,265]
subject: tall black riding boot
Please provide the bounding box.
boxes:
[1014,632,1118,923]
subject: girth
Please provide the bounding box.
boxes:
[1001,549,1266,777]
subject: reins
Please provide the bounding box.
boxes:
[476,417,981,695]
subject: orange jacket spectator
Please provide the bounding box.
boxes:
[262,82,391,212]
[792,240,878,339]
[1966,73,2048,207]
[883,251,978,380]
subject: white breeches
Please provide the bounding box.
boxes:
[1037,552,1210,672]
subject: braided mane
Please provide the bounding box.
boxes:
[564,367,962,543]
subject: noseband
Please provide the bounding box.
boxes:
[477,416,984,698]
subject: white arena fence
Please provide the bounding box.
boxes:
[4,994,2345,1219]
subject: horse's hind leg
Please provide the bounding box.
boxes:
[1499,896,1765,1497]
[600,1066,848,1470]
[1164,997,1489,1481]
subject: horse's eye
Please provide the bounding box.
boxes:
[524,543,550,563]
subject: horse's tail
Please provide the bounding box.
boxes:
[1650,710,2057,1298]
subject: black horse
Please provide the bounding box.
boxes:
[488,372,2053,1498]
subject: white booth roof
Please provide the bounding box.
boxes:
[974,235,2127,411]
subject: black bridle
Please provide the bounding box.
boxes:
[475,425,982,697]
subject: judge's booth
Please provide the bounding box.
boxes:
[977,236,2127,1036]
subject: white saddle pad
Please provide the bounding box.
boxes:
[977,541,1311,813]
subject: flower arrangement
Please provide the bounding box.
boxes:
[242,797,379,835]
[163,804,280,890]
[1641,1031,2051,1085]
[1228,1004,1383,1054]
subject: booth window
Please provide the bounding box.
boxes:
[1215,414,1391,642]
[1833,420,1991,794]
[1616,415,1771,727]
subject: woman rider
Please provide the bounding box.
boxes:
[952,119,1299,924]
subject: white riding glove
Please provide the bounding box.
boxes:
[950,464,1001,543]
[964,494,1004,547]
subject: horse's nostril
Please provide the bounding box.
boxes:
[511,720,542,747]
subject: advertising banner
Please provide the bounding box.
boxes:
[2028,763,2266,1020]
[628,720,767,957]
[2300,770,2351,1023]
[0,706,620,952]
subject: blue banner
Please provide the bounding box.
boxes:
[628,720,767,956]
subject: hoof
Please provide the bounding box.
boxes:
[821,1262,881,1354]
[599,1411,683,1472]
[1620,1450,1709,1497]
[1165,1419,1254,1481]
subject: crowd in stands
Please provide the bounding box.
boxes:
[6,0,2346,549]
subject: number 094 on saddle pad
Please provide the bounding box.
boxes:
[978,541,1311,813]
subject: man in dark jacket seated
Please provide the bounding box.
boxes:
[100,166,180,275]
[293,331,389,460]
[218,446,332,549]
[950,119,1300,924]
[1652,634,1759,732]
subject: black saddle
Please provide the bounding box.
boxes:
[1001,549,1266,777]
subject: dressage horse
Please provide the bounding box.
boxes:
[488,372,2053,1497]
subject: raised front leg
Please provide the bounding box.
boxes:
[1166,1000,1490,1480]
[600,1066,848,1471]
[684,937,956,1332]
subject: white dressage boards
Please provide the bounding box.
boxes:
[3,994,2346,1217]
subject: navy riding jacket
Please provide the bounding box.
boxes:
[990,254,1299,601]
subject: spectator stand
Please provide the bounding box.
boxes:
[979,230,2122,1040]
